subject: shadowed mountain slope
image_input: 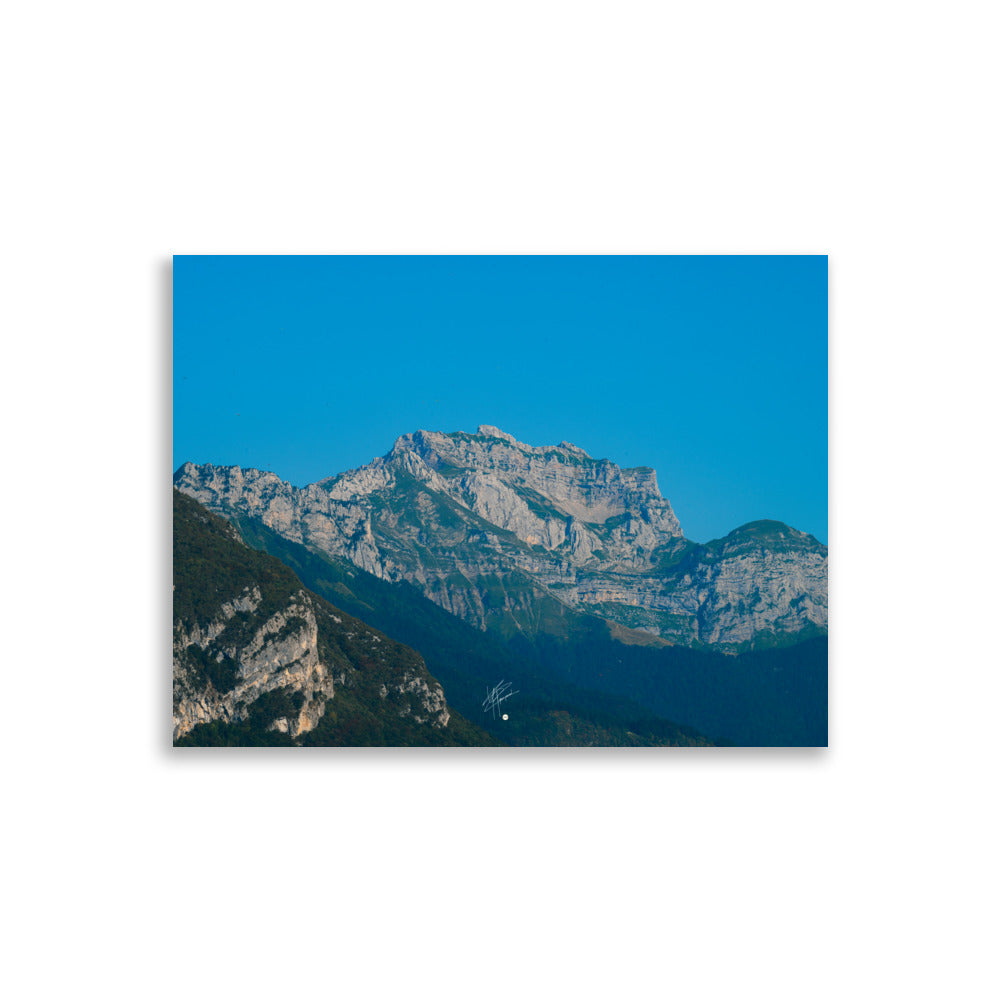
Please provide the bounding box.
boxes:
[173,489,496,746]
[230,515,823,746]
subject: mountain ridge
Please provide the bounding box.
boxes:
[219,512,822,746]
[175,425,827,650]
[172,489,496,746]
[174,490,718,746]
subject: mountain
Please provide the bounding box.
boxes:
[228,513,717,746]
[175,425,827,651]
[175,489,717,746]
[172,489,496,746]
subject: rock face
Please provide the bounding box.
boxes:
[172,584,338,741]
[173,490,452,743]
[175,426,827,649]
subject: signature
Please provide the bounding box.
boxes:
[482,679,519,720]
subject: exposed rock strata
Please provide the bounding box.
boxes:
[172,588,336,740]
[175,426,827,649]
[172,490,452,742]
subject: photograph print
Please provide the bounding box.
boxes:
[172,255,828,747]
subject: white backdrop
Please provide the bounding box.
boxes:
[3,2,997,998]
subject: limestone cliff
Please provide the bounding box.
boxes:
[175,426,827,650]
[172,585,338,741]
[173,490,459,744]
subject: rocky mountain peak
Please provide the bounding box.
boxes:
[383,426,675,530]
[174,426,826,649]
[393,425,594,465]
[476,424,518,443]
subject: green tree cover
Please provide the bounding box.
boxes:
[231,515,723,747]
[229,513,826,746]
[178,490,825,746]
[177,688,496,748]
[181,643,240,693]
[173,490,498,747]
[495,700,712,747]
[521,631,827,747]
[172,490,308,636]
[646,522,824,586]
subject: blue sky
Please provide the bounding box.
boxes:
[174,255,827,544]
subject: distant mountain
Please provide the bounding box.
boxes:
[175,425,827,651]
[172,489,496,746]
